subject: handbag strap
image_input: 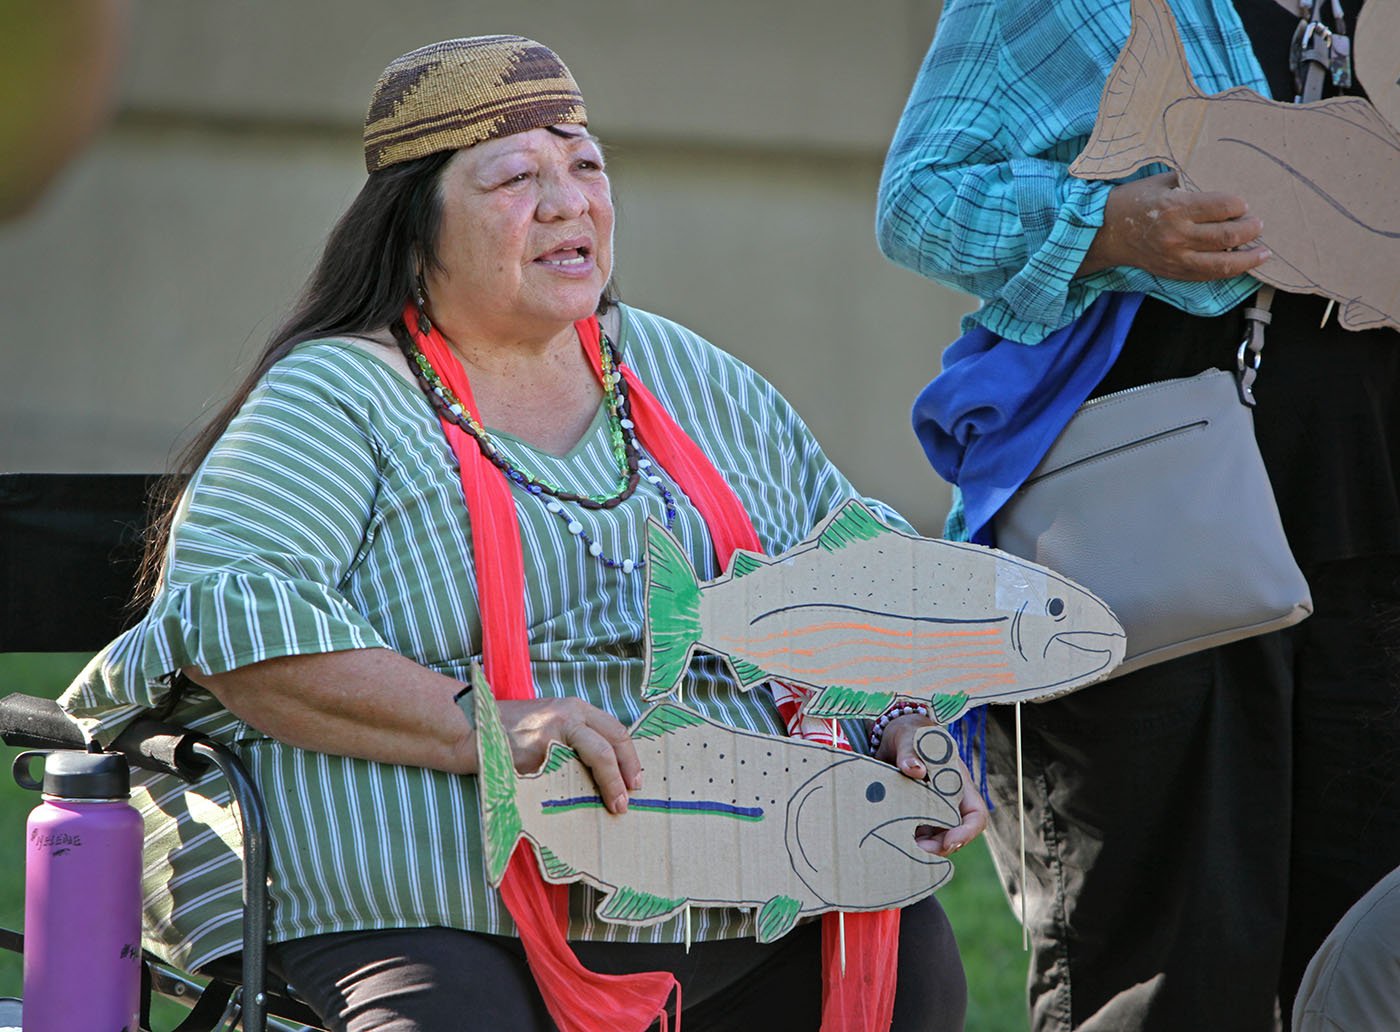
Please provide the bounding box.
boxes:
[1238,2,1340,406]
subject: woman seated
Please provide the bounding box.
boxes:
[61,35,982,1032]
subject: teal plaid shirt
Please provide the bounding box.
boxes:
[877,0,1271,344]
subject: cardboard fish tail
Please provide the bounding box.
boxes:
[642,527,705,698]
[642,522,786,700]
[467,665,525,884]
[1072,0,1201,179]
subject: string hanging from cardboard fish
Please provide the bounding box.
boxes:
[466,665,965,942]
[1071,0,1400,332]
[642,499,1126,721]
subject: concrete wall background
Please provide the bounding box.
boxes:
[0,0,968,533]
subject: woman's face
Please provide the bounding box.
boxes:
[427,125,614,342]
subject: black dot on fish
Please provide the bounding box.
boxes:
[865,782,886,803]
[1047,598,1066,617]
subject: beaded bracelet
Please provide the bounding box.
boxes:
[867,699,931,752]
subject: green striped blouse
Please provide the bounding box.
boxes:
[60,304,904,972]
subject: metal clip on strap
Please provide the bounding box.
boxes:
[1237,286,1274,406]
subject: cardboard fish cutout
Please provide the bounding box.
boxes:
[1356,0,1400,133]
[469,666,964,942]
[643,499,1125,720]
[1071,0,1400,331]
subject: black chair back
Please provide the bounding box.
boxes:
[0,472,163,652]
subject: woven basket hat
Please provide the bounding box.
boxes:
[363,35,588,173]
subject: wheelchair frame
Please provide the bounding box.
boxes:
[0,472,325,1032]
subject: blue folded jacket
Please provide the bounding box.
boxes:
[912,292,1145,544]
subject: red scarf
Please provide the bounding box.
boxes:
[409,304,901,1031]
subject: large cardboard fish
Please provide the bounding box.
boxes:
[470,666,964,941]
[643,500,1125,720]
[1071,0,1400,331]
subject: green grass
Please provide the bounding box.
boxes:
[0,654,1028,1029]
[940,833,1029,1029]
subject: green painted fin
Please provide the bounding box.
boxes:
[468,665,523,885]
[817,500,890,553]
[539,742,579,776]
[642,520,704,699]
[804,684,896,719]
[535,844,579,882]
[755,896,804,944]
[596,885,688,924]
[931,691,970,724]
[632,703,707,741]
[729,551,767,579]
[728,656,771,689]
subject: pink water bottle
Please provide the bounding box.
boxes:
[15,750,142,1032]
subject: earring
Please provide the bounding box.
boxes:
[414,276,431,334]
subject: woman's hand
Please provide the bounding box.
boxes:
[875,713,989,857]
[495,697,642,814]
[1078,171,1271,281]
[188,649,639,813]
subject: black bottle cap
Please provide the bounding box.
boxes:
[39,751,130,800]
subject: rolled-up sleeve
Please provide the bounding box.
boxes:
[876,0,1113,337]
[878,0,1268,343]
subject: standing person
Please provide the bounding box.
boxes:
[60,35,982,1032]
[877,0,1400,1028]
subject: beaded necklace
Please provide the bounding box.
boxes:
[402,323,677,572]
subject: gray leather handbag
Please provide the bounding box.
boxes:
[992,362,1312,678]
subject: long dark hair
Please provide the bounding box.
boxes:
[133,143,616,607]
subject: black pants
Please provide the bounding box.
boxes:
[982,556,1400,1031]
[271,895,966,1031]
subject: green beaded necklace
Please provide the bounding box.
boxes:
[401,321,680,573]
[404,329,634,507]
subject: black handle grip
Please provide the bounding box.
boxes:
[0,692,86,750]
[1,693,212,781]
[111,718,212,780]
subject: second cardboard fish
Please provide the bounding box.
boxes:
[643,499,1125,720]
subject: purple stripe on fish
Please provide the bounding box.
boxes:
[542,796,765,819]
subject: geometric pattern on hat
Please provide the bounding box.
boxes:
[364,35,588,172]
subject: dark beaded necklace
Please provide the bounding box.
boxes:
[402,324,678,572]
